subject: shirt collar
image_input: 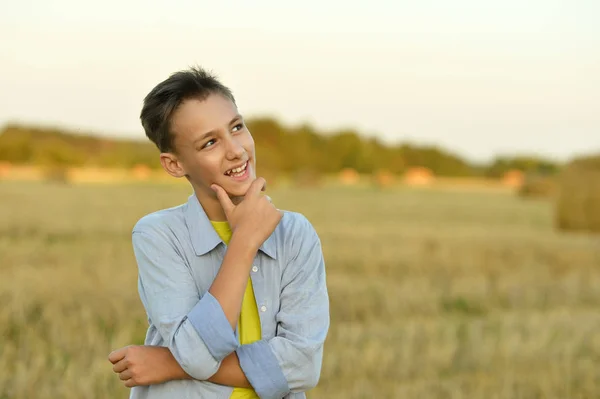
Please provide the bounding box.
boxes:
[184,194,277,259]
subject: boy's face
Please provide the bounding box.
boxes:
[162,93,257,205]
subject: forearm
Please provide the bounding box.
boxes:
[208,352,252,388]
[158,347,251,388]
[162,347,194,381]
[208,232,258,329]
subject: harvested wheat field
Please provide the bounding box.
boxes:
[1,181,599,398]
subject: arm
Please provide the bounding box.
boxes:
[209,232,257,329]
[208,352,252,388]
[163,351,252,388]
[109,347,252,388]
[236,215,330,399]
[127,225,255,381]
[150,350,252,388]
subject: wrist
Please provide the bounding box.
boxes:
[161,347,188,381]
[229,229,261,255]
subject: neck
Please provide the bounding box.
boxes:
[197,194,226,221]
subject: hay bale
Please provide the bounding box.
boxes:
[0,161,12,179]
[555,155,600,233]
[339,168,360,186]
[403,167,434,186]
[502,169,525,188]
[131,164,152,180]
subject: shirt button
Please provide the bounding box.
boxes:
[252,266,258,273]
[260,305,267,312]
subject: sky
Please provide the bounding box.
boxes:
[1,0,599,162]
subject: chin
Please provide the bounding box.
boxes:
[224,181,254,198]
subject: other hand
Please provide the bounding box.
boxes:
[108,345,178,388]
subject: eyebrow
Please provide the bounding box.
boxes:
[193,115,243,144]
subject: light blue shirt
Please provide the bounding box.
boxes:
[128,193,330,399]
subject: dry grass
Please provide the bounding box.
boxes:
[518,176,557,199]
[1,181,599,398]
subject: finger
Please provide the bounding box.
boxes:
[108,348,126,364]
[119,369,133,381]
[124,378,137,388]
[211,184,235,215]
[245,177,267,198]
[112,358,128,373]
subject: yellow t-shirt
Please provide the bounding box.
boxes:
[210,221,261,399]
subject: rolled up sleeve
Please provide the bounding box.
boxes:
[132,229,239,380]
[237,216,330,398]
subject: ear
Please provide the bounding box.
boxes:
[160,152,187,178]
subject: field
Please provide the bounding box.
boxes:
[1,181,599,398]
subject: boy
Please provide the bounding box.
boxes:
[107,66,329,399]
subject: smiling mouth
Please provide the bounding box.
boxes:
[224,161,248,177]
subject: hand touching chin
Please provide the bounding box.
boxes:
[230,194,246,206]
[225,178,264,206]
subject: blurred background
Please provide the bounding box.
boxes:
[1,1,599,398]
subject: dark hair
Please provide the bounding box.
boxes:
[140,66,236,152]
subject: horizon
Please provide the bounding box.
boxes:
[0,117,575,167]
[1,0,599,163]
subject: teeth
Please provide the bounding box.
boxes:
[226,162,247,176]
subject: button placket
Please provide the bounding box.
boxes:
[250,257,268,338]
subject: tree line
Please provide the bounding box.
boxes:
[0,120,561,178]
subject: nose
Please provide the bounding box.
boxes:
[224,135,245,160]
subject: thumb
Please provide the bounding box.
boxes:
[211,184,235,215]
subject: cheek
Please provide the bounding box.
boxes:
[244,137,256,158]
[184,154,221,181]
[242,131,255,148]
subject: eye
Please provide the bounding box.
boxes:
[202,139,216,149]
[232,123,244,133]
